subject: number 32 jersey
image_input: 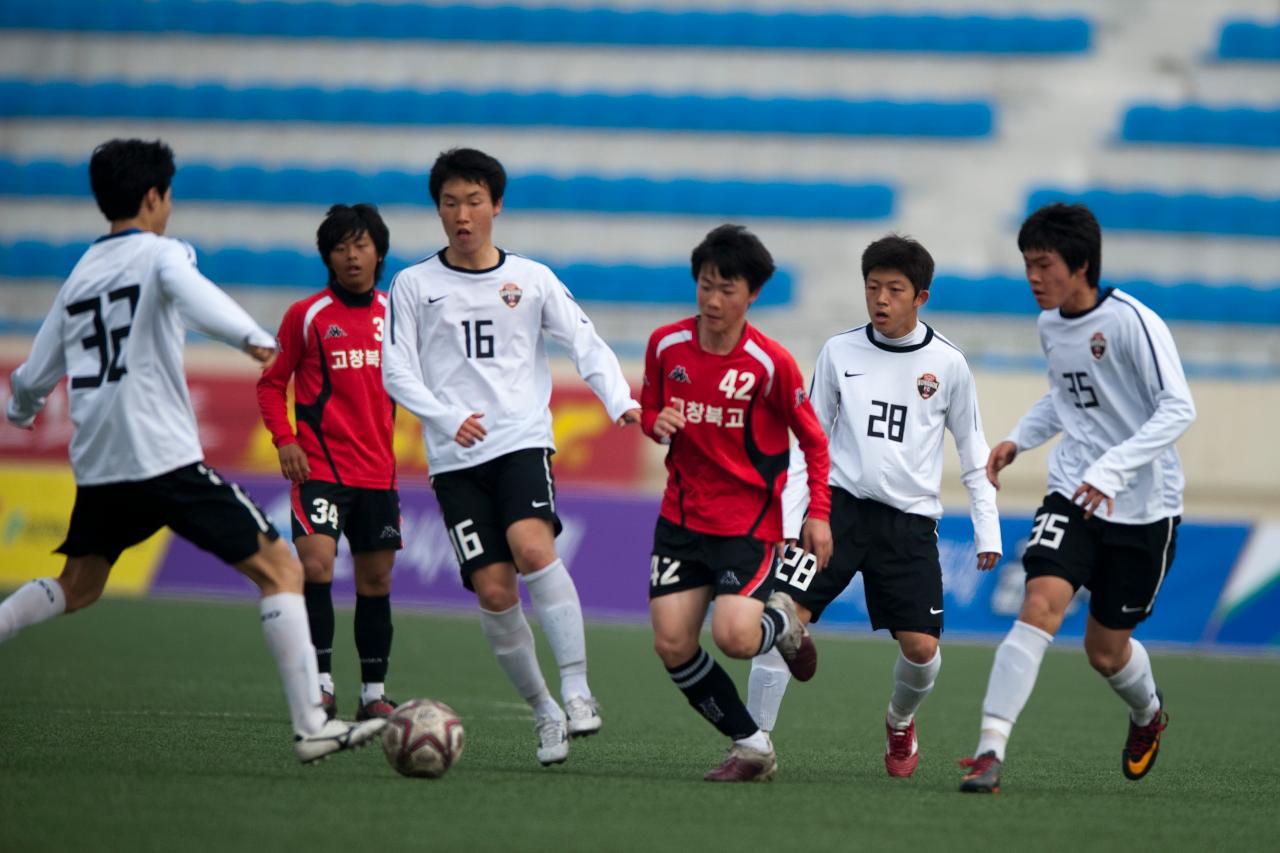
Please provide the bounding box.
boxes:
[641,317,831,543]
[382,250,639,475]
[6,230,275,485]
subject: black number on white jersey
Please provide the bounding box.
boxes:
[1062,372,1099,409]
[867,400,907,442]
[67,284,140,388]
[461,319,495,359]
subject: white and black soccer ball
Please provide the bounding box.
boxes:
[381,698,465,779]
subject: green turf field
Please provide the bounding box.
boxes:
[1,597,1276,853]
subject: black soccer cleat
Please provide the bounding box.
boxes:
[959,750,1002,793]
[1122,691,1168,781]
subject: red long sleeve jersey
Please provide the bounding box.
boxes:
[641,317,831,542]
[257,285,396,489]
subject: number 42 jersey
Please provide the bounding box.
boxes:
[6,230,276,485]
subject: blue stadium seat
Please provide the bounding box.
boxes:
[1218,20,1280,60]
[0,1,1092,55]
[1027,188,1280,238]
[1122,104,1280,148]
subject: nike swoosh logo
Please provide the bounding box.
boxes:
[1120,605,1146,613]
[428,295,448,304]
[929,607,943,614]
[844,371,864,377]
[531,500,550,508]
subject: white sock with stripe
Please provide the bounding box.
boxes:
[0,578,66,643]
[259,593,326,736]
[976,620,1053,760]
[521,559,590,703]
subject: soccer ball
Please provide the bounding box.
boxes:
[381,698,465,779]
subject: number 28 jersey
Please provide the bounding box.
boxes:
[6,230,276,485]
[641,317,831,543]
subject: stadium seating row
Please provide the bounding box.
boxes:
[0,241,793,307]
[1217,20,1280,60]
[0,81,995,139]
[6,240,1276,323]
[0,1,1092,54]
[1122,105,1280,148]
[1027,188,1280,239]
[0,160,894,221]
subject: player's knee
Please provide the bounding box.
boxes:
[511,543,556,574]
[355,569,392,597]
[58,569,106,613]
[1085,642,1126,677]
[1018,592,1061,633]
[473,577,518,612]
[710,623,757,659]
[899,633,938,664]
[653,633,696,668]
[300,554,333,584]
[250,537,303,593]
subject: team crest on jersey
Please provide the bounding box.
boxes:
[499,282,523,308]
[916,372,940,400]
[1090,331,1107,360]
[325,324,347,339]
[668,365,691,383]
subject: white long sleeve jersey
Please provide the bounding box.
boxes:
[1008,288,1196,524]
[5,230,276,485]
[382,250,639,475]
[782,322,1001,555]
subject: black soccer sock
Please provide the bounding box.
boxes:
[354,593,393,685]
[303,581,335,673]
[756,607,786,656]
[667,647,760,741]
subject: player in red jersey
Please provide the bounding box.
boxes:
[257,204,401,722]
[642,224,834,782]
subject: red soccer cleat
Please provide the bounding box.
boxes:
[704,744,777,783]
[959,751,1002,793]
[885,717,920,778]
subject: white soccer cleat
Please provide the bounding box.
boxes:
[293,717,387,764]
[565,696,603,738]
[535,714,569,766]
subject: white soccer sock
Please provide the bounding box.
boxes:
[521,559,590,703]
[259,593,326,736]
[1106,639,1161,725]
[976,620,1053,760]
[888,649,941,729]
[361,682,386,705]
[479,602,559,718]
[0,578,66,643]
[734,729,772,753]
[747,647,792,732]
[318,672,335,693]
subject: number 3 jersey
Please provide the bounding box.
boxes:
[5,230,276,485]
[641,317,831,543]
[382,250,639,475]
[782,322,1001,556]
[1009,288,1196,524]
[256,284,396,489]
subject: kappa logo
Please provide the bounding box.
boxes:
[794,388,807,408]
[718,570,741,589]
[380,525,400,539]
[916,372,940,400]
[324,324,347,339]
[499,282,523,308]
[668,365,691,383]
[1090,331,1107,360]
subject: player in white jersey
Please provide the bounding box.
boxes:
[959,203,1196,794]
[382,148,640,765]
[748,235,1001,777]
[0,139,384,762]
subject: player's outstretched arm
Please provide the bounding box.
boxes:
[158,241,276,353]
[542,276,640,423]
[6,294,67,429]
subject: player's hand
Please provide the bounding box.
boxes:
[278,443,310,483]
[976,551,1000,571]
[455,413,487,448]
[652,406,686,439]
[616,407,641,427]
[1072,481,1113,520]
[986,441,1018,489]
[801,518,833,570]
[245,343,276,365]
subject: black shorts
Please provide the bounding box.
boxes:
[57,462,278,566]
[777,489,943,635]
[649,517,776,602]
[1022,492,1179,630]
[430,448,562,589]
[289,481,402,553]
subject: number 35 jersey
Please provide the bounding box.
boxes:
[1009,288,1196,524]
[783,323,1000,556]
[382,250,639,475]
[6,230,276,485]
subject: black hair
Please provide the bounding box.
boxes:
[861,234,935,295]
[690,224,775,294]
[316,203,390,284]
[428,148,506,206]
[1018,202,1102,288]
[88,138,175,221]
